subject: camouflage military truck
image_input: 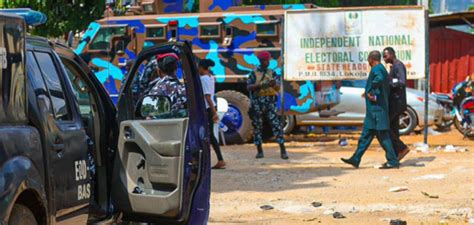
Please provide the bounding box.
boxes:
[76,0,341,144]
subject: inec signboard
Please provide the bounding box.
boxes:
[284,7,426,81]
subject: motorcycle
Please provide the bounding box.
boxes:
[433,78,474,138]
[452,80,474,138]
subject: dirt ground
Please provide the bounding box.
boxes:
[208,129,474,225]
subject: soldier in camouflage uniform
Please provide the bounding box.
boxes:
[147,53,187,118]
[131,57,159,102]
[247,51,288,160]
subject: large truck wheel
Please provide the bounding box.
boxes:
[9,204,37,225]
[283,115,296,135]
[216,90,253,144]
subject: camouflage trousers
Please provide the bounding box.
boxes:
[249,96,285,145]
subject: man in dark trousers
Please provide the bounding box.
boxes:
[383,47,410,161]
[247,51,288,160]
[341,50,399,169]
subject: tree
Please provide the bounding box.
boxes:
[2,0,105,38]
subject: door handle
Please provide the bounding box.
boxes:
[53,137,65,153]
[53,143,65,152]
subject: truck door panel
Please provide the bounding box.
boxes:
[58,52,118,213]
[116,118,187,216]
[30,50,90,221]
[112,42,209,224]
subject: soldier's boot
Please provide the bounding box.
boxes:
[255,144,264,159]
[279,143,289,160]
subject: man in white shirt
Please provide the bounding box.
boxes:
[199,59,226,169]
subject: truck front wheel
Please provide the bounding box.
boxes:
[9,204,37,225]
[216,90,253,144]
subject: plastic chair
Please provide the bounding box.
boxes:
[214,97,229,146]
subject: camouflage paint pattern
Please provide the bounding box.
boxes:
[76,2,340,113]
[161,0,196,13]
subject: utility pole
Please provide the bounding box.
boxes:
[419,0,430,145]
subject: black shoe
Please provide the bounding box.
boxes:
[279,143,289,160]
[256,144,264,159]
[341,158,359,168]
[379,162,400,169]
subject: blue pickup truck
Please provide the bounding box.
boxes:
[0,10,210,225]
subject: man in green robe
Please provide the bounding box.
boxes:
[341,51,400,169]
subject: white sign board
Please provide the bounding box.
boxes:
[284,7,426,81]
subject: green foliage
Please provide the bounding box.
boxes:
[1,0,105,38]
[0,0,422,37]
[428,0,434,14]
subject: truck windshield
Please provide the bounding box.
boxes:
[89,26,126,50]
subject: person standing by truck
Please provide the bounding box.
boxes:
[147,53,187,117]
[199,59,226,169]
[247,51,288,160]
[383,47,410,161]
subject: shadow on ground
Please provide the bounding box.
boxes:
[401,156,437,167]
[211,147,353,193]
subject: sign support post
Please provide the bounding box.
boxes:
[423,8,430,144]
[280,17,285,136]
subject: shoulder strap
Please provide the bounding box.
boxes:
[257,68,273,82]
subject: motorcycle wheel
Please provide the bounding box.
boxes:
[435,120,453,131]
[454,117,474,139]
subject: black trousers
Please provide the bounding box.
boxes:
[389,111,408,154]
[208,108,224,161]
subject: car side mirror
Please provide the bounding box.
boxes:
[138,95,172,118]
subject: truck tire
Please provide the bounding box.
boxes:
[283,115,296,135]
[9,204,37,225]
[216,90,253,144]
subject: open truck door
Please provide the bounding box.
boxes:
[112,42,210,224]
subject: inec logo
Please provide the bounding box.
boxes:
[347,12,360,19]
[345,11,362,35]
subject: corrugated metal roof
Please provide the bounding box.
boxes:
[429,11,474,28]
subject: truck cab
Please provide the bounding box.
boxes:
[0,10,210,225]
